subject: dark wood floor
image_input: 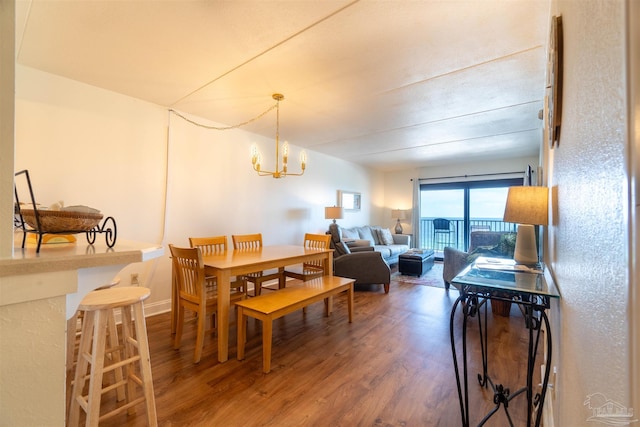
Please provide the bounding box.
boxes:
[83,276,538,426]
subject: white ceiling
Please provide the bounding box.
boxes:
[15,0,550,172]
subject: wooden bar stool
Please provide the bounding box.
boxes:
[68,286,157,427]
[66,278,123,411]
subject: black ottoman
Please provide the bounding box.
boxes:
[399,249,435,276]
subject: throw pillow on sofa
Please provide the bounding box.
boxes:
[370,226,384,245]
[357,227,377,246]
[341,228,359,239]
[379,228,395,245]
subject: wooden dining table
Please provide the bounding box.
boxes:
[200,244,333,362]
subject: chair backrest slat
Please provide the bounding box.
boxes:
[232,233,263,250]
[189,236,227,255]
[302,233,331,269]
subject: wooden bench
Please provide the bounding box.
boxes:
[236,275,354,373]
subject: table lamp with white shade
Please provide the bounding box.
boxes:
[502,186,549,265]
[325,206,344,225]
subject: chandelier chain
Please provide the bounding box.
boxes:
[168,103,277,130]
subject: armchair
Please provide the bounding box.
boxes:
[334,251,392,294]
[328,223,392,293]
[443,231,516,290]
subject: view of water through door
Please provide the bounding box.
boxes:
[418,178,521,255]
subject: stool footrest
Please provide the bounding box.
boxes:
[99,396,147,422]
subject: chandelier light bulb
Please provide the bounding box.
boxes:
[300,151,307,169]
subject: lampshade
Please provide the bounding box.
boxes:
[503,186,549,226]
[325,206,344,221]
[391,209,406,220]
[503,186,549,265]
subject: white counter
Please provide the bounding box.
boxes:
[0,233,163,426]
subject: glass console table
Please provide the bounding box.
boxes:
[450,257,560,427]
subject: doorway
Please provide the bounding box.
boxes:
[419,178,521,256]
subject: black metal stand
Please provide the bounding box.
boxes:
[14,169,117,253]
[450,289,552,427]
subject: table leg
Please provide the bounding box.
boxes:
[450,295,470,427]
[237,307,246,361]
[216,269,231,363]
[262,318,273,373]
[325,252,333,276]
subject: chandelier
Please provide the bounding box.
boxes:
[251,94,306,178]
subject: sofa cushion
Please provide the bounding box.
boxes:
[374,245,392,259]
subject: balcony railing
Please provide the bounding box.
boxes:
[418,217,517,252]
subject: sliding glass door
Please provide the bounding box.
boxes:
[419,178,522,253]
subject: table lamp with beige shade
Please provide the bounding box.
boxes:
[325,206,344,225]
[502,186,549,265]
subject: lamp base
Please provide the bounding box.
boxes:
[395,220,403,234]
[513,224,539,265]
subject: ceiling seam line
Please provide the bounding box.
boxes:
[309,101,543,145]
[380,45,545,94]
[335,128,542,157]
[169,0,361,107]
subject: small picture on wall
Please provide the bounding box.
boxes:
[338,190,361,211]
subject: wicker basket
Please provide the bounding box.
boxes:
[20,209,103,233]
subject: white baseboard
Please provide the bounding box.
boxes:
[143,298,172,317]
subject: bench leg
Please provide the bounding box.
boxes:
[237,308,246,360]
[262,319,273,373]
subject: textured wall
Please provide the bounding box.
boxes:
[548,1,632,424]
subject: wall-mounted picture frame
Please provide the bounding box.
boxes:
[337,190,361,211]
[547,15,563,148]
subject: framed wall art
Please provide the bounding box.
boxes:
[547,15,563,148]
[337,190,361,211]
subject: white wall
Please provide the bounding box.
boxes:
[14,65,381,313]
[0,0,15,258]
[547,1,634,425]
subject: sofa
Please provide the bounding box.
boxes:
[327,223,407,293]
[442,230,516,290]
[328,224,411,265]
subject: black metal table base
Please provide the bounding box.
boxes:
[450,291,552,427]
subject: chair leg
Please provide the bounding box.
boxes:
[69,310,95,427]
[173,304,185,350]
[87,310,108,427]
[120,305,137,416]
[105,307,126,402]
[193,307,206,363]
[131,301,158,426]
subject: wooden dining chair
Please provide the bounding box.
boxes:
[169,244,245,363]
[231,233,284,296]
[284,233,332,281]
[189,235,247,296]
